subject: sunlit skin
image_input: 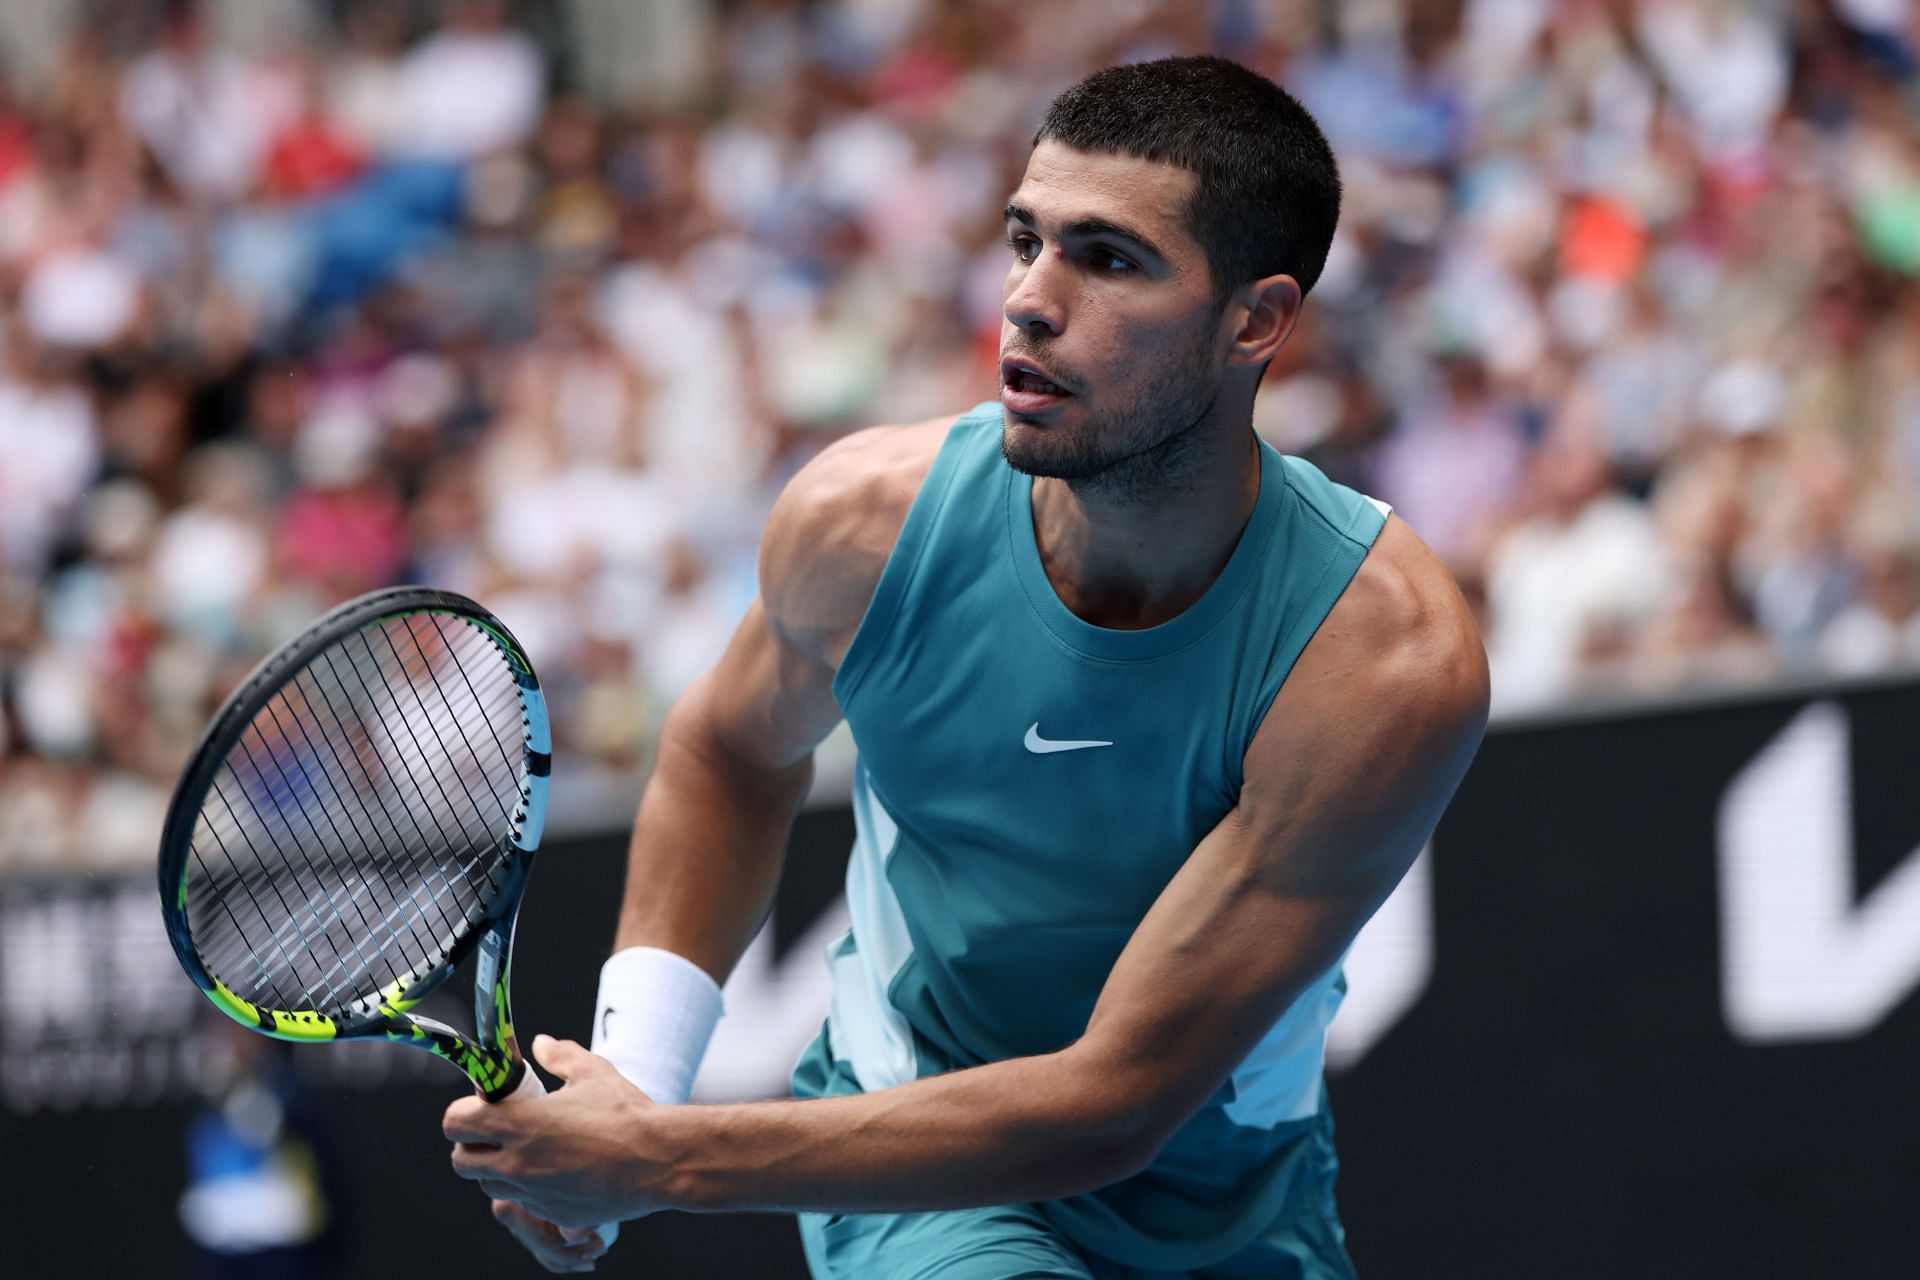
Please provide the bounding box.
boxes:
[445,140,1489,1277]
[999,140,1305,629]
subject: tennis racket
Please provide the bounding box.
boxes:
[156,585,559,1100]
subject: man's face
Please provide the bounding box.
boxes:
[999,141,1229,487]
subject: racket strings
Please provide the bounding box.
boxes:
[345,633,516,943]
[310,641,500,936]
[212,696,449,1009]
[278,667,467,962]
[195,795,334,1008]
[196,713,453,1013]
[310,642,502,904]
[368,626,516,862]
[243,700,414,989]
[195,623,518,1011]
[186,613,528,1017]
[426,614,526,799]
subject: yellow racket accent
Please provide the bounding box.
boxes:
[208,977,338,1041]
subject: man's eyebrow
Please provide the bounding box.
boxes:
[1003,202,1168,263]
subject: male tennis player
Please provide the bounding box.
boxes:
[446,56,1487,1278]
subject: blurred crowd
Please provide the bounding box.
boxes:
[1,0,1918,874]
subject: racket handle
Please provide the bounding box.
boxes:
[500,1057,548,1101]
[491,1058,621,1252]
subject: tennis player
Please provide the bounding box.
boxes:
[446,56,1487,1278]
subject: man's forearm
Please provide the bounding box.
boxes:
[611,687,813,984]
[647,1043,1160,1215]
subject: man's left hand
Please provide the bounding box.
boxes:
[445,1034,676,1230]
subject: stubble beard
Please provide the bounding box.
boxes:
[1000,329,1221,506]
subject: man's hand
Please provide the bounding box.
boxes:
[488,1199,617,1274]
[446,1035,678,1245]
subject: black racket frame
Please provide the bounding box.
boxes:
[156,586,550,1099]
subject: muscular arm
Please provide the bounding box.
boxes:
[608,420,948,983]
[605,611,823,984]
[458,422,946,1272]
[448,516,1489,1226]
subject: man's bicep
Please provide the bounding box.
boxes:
[684,597,844,774]
[1071,800,1404,1150]
[1074,521,1488,1142]
[682,419,945,770]
[676,430,922,772]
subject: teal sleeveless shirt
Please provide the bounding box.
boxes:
[812,402,1388,1269]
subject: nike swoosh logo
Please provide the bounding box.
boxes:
[1024,723,1114,754]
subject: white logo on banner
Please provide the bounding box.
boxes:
[1719,701,1920,1041]
[0,882,209,1114]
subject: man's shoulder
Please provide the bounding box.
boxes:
[759,415,958,664]
[1329,515,1488,706]
[1246,514,1488,781]
[1234,514,1488,879]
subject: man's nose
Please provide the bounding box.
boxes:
[1004,253,1065,337]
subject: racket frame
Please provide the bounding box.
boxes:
[157,586,552,1100]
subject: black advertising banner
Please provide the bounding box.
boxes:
[3,679,1917,1277]
[1332,682,1920,1279]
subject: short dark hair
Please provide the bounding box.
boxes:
[1034,56,1342,303]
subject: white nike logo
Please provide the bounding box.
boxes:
[1024,723,1114,754]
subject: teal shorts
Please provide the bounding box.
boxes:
[791,1025,1356,1280]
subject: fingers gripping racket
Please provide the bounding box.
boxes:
[157,586,561,1102]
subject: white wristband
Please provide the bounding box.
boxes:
[589,946,725,1104]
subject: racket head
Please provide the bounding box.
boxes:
[157,586,551,1097]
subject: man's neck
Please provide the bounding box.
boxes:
[1030,426,1262,631]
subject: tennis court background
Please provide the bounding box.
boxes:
[2,0,1918,1274]
[6,672,1917,1277]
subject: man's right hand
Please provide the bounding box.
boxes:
[491,1199,616,1274]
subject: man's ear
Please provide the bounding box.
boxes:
[1225,273,1303,368]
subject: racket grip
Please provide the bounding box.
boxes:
[500,1057,548,1101]
[491,1059,621,1252]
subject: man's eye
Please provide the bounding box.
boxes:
[1092,249,1135,274]
[1008,233,1040,262]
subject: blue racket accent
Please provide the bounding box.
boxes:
[520,676,553,756]
[512,652,550,855]
[517,771,550,856]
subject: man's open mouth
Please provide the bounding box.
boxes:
[1001,359,1071,396]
